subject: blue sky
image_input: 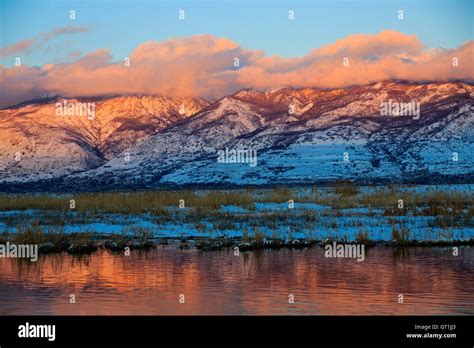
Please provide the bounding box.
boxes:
[0,0,472,67]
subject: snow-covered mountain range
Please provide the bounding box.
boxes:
[1,81,473,191]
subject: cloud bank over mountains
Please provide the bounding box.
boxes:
[1,29,473,107]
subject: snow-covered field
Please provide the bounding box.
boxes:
[1,184,472,242]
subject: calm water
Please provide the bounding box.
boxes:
[0,246,473,315]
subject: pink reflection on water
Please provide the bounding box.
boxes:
[0,246,472,315]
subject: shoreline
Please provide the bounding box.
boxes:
[1,233,472,256]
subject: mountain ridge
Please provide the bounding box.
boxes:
[1,81,473,191]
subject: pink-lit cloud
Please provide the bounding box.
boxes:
[1,30,472,107]
[0,38,38,58]
[0,25,88,58]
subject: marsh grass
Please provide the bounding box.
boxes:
[0,195,68,211]
[334,181,359,197]
[391,225,411,244]
[265,187,293,203]
[356,230,370,243]
[253,227,266,244]
[0,185,472,242]
[1,187,470,216]
[11,220,92,245]
[15,220,61,244]
[0,190,255,213]
[72,191,236,213]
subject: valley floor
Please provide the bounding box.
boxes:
[0,183,473,253]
